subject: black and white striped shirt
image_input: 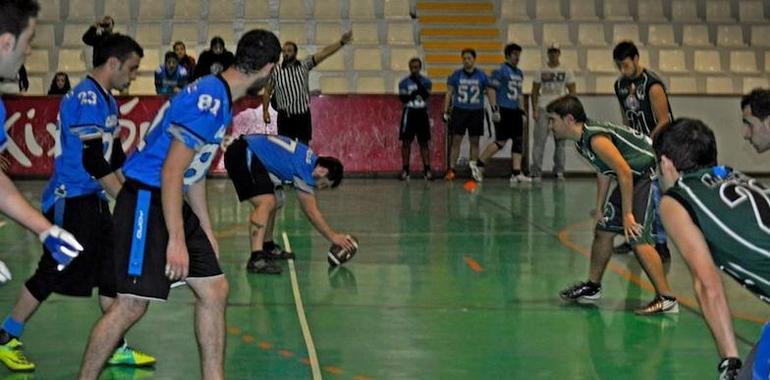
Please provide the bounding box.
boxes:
[270,56,316,115]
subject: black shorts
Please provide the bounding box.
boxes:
[494,107,525,153]
[597,172,656,245]
[277,110,312,143]
[26,194,115,301]
[224,137,275,202]
[399,108,431,143]
[113,180,223,301]
[450,108,484,137]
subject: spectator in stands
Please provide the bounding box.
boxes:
[530,43,575,181]
[82,16,114,47]
[192,37,234,80]
[154,51,188,95]
[173,41,196,75]
[47,72,71,95]
[17,65,27,93]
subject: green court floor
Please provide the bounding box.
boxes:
[0,178,764,379]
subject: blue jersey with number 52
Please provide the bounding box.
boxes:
[490,63,523,110]
[123,75,232,188]
[447,68,488,111]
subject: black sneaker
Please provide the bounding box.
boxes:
[267,244,295,260]
[246,254,282,274]
[655,243,671,263]
[398,170,409,181]
[717,358,741,380]
[560,281,601,303]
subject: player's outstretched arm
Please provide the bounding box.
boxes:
[313,31,352,65]
[296,191,355,252]
[187,178,219,257]
[161,140,196,281]
[659,195,739,359]
[590,135,639,240]
[0,170,52,235]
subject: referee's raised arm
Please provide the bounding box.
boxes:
[313,31,353,65]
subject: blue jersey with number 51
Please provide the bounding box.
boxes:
[123,75,232,188]
[490,63,523,110]
[447,68,488,111]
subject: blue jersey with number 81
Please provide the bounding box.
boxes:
[447,68,489,111]
[490,63,523,110]
[123,75,232,188]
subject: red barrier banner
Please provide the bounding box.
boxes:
[2,95,446,177]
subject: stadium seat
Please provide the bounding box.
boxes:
[319,76,349,93]
[387,23,414,45]
[570,75,585,92]
[172,0,201,20]
[105,0,130,22]
[587,49,615,73]
[682,25,711,46]
[543,24,572,46]
[138,0,168,20]
[739,1,765,22]
[354,48,382,70]
[390,48,419,71]
[671,0,699,21]
[279,0,306,19]
[314,0,341,19]
[706,0,734,21]
[668,76,698,93]
[705,76,734,94]
[593,76,618,93]
[141,48,161,74]
[244,0,271,19]
[508,24,537,47]
[135,23,164,47]
[637,0,666,21]
[384,0,410,19]
[743,77,769,92]
[355,77,386,93]
[171,23,199,46]
[648,24,676,46]
[766,52,770,72]
[577,24,606,47]
[716,25,745,47]
[569,0,598,20]
[57,49,87,73]
[315,22,343,45]
[349,0,375,19]
[62,24,90,47]
[32,24,56,49]
[26,50,49,74]
[502,0,528,20]
[207,23,236,47]
[208,0,236,21]
[536,0,564,20]
[27,75,44,95]
[39,0,60,22]
[315,50,345,71]
[67,0,96,21]
[752,26,770,46]
[242,23,271,37]
[559,48,580,71]
[131,74,156,95]
[278,23,306,44]
[612,24,640,45]
[657,50,687,73]
[729,51,758,73]
[352,23,380,44]
[518,50,542,71]
[603,0,631,20]
[694,50,722,73]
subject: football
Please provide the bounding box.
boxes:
[327,235,359,267]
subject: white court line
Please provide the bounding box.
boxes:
[282,232,323,380]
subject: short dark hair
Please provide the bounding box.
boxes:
[233,29,281,74]
[461,48,476,58]
[545,95,588,123]
[612,41,639,62]
[173,41,185,49]
[504,43,522,57]
[283,41,298,53]
[0,0,39,41]
[408,57,422,68]
[653,118,717,172]
[741,88,770,120]
[317,156,343,188]
[93,33,144,68]
[210,36,225,49]
[164,51,178,63]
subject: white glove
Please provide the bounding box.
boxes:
[39,226,84,271]
[491,106,501,123]
[0,260,11,284]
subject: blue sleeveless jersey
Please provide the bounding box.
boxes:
[490,63,523,110]
[244,135,318,193]
[447,68,489,111]
[123,75,232,188]
[42,77,119,211]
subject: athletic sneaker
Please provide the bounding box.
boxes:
[398,170,409,181]
[444,169,456,181]
[634,295,679,315]
[510,173,533,184]
[247,254,282,274]
[108,343,156,367]
[0,339,34,371]
[560,281,601,303]
[469,161,483,182]
[555,172,565,180]
[424,170,434,181]
[268,244,295,260]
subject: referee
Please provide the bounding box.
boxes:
[263,31,353,144]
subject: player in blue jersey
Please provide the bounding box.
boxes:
[155,51,188,95]
[224,135,356,274]
[77,29,281,380]
[0,34,155,371]
[442,48,497,181]
[397,57,433,180]
[474,43,532,184]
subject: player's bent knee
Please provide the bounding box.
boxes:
[114,296,149,321]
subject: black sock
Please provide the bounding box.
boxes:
[0,329,12,345]
[476,160,485,167]
[424,165,431,172]
[263,241,276,252]
[512,169,521,176]
[402,165,409,172]
[587,281,601,288]
[250,250,265,261]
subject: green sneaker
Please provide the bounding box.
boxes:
[0,338,34,371]
[107,343,156,367]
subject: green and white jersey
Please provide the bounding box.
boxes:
[666,166,770,302]
[574,120,656,177]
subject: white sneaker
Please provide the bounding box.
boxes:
[555,172,565,180]
[469,161,483,182]
[510,174,532,184]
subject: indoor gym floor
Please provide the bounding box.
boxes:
[0,178,764,380]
